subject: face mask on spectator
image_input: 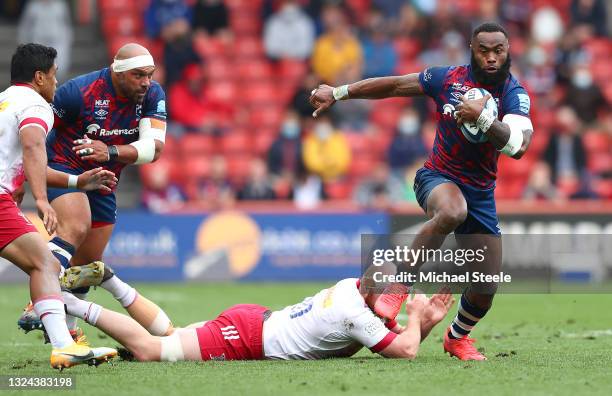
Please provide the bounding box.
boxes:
[315,123,333,140]
[282,120,300,138]
[572,70,593,88]
[399,116,419,135]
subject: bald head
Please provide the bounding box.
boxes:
[114,43,150,61]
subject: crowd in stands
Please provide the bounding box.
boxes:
[21,0,612,211]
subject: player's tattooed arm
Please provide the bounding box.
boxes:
[309,74,424,117]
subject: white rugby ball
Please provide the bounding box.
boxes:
[460,88,497,143]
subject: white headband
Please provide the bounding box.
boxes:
[111,55,155,72]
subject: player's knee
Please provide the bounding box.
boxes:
[435,204,467,231]
[57,220,90,246]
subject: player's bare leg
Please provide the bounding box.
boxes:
[3,233,116,368]
[62,292,200,362]
[70,224,175,336]
[375,182,467,319]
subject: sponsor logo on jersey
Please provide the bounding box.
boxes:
[85,123,138,137]
[209,353,226,361]
[423,69,432,82]
[156,100,166,114]
[364,318,385,336]
[51,103,65,118]
[95,99,110,106]
[94,108,108,118]
[517,93,530,114]
[451,83,472,92]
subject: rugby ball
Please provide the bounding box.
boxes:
[460,88,497,143]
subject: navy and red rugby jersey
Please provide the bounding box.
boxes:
[418,64,531,189]
[47,67,166,181]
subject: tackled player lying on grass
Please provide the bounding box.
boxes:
[60,262,454,361]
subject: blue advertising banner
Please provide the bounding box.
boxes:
[104,211,389,282]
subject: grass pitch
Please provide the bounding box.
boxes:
[1,283,611,396]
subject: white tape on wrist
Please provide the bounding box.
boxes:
[332,85,349,101]
[67,174,78,188]
[477,107,496,133]
[111,55,155,72]
[130,139,156,164]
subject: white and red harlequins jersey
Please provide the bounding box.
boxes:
[263,278,396,360]
[0,84,53,194]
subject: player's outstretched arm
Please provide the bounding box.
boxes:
[20,126,56,234]
[309,73,424,118]
[378,293,427,359]
[46,167,118,192]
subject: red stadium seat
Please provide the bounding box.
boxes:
[253,132,276,155]
[230,14,262,37]
[99,0,137,12]
[370,107,401,130]
[236,60,273,81]
[325,180,353,200]
[225,0,263,11]
[179,135,216,156]
[220,131,251,154]
[345,133,372,155]
[205,81,237,104]
[232,37,265,58]
[183,156,212,187]
[349,156,376,178]
[226,156,253,183]
[583,131,610,154]
[205,59,235,80]
[593,179,612,199]
[588,153,612,173]
[394,39,421,60]
[193,35,227,59]
[277,59,308,83]
[101,13,143,37]
[241,83,278,105]
[249,106,285,128]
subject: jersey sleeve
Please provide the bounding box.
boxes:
[51,80,83,126]
[17,103,54,135]
[346,307,397,353]
[418,66,451,98]
[501,86,532,118]
[142,83,167,121]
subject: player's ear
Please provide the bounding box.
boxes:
[34,70,44,86]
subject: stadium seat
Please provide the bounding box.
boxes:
[225,0,263,11]
[206,60,235,80]
[394,39,421,60]
[230,14,262,37]
[253,132,277,155]
[193,35,227,59]
[588,153,612,173]
[205,81,238,104]
[220,132,251,154]
[236,61,274,81]
[232,37,265,58]
[249,106,285,128]
[101,13,143,37]
[99,0,137,12]
[179,134,216,156]
[370,107,401,130]
[583,130,610,154]
[277,59,308,84]
[593,179,612,199]
[325,180,353,200]
[226,156,253,183]
[349,156,376,178]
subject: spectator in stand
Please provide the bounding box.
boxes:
[303,116,351,182]
[238,158,277,200]
[291,171,327,210]
[162,18,201,88]
[361,8,398,78]
[141,162,186,212]
[268,110,306,179]
[471,0,502,30]
[564,62,608,126]
[353,162,405,210]
[524,45,557,97]
[191,0,231,40]
[311,4,363,84]
[419,30,468,68]
[196,155,235,209]
[18,0,73,81]
[144,0,191,40]
[264,0,315,60]
[570,0,608,37]
[169,63,233,134]
[291,72,321,120]
[420,1,471,49]
[395,3,429,41]
[543,106,596,198]
[387,108,428,174]
[522,162,559,201]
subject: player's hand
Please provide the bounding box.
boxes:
[77,167,118,192]
[72,135,110,162]
[309,84,336,118]
[455,94,491,124]
[423,286,455,325]
[35,199,57,235]
[404,291,428,316]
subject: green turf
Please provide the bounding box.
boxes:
[1,283,611,396]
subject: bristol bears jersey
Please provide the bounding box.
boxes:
[263,278,396,360]
[47,67,166,180]
[0,85,54,194]
[418,65,532,189]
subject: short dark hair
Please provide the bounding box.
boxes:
[10,43,57,84]
[472,22,508,39]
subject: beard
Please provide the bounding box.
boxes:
[471,52,512,87]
